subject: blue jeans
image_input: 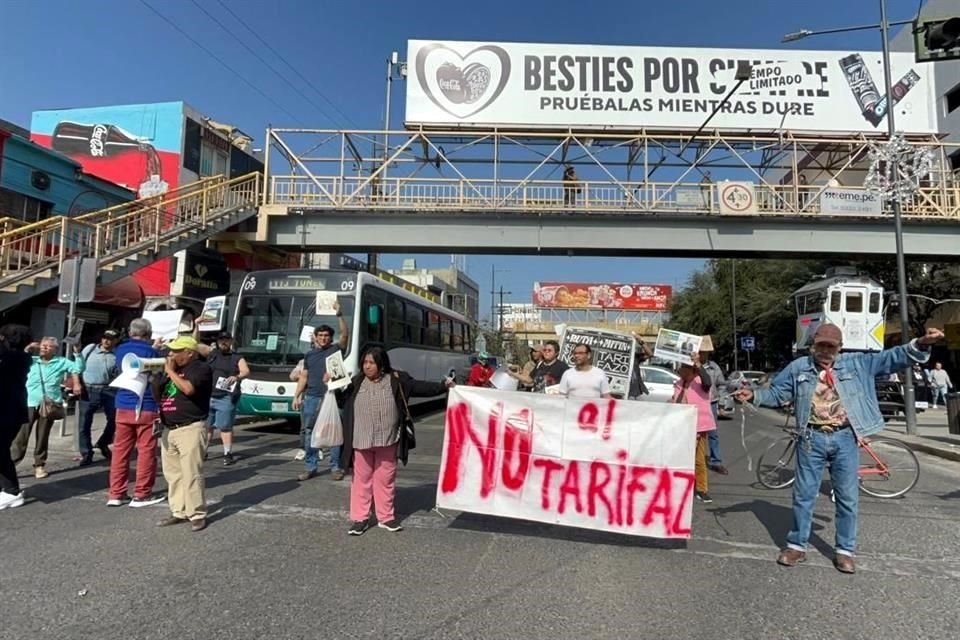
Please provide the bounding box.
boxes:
[78,386,116,458]
[708,401,723,465]
[302,394,341,472]
[787,427,860,556]
[208,396,238,432]
[932,385,948,407]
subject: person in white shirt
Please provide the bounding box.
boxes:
[558,344,612,399]
[930,362,953,408]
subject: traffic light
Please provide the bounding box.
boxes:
[914,17,960,62]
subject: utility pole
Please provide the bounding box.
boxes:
[497,285,512,336]
[731,259,739,372]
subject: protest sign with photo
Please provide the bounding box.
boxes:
[437,387,697,539]
[559,327,635,397]
[654,329,702,365]
[196,296,227,332]
[325,350,351,390]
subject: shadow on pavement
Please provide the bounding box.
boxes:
[937,489,960,500]
[708,498,833,558]
[207,479,301,524]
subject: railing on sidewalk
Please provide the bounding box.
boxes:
[0,173,261,289]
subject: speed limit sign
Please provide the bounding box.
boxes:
[718,181,758,214]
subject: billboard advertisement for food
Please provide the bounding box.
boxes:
[533,282,671,310]
[405,40,936,134]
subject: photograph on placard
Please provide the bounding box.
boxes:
[654,328,702,365]
[197,296,227,332]
[316,291,338,316]
[326,350,351,390]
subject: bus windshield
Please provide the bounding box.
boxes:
[233,294,355,367]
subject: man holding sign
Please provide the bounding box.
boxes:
[195,332,249,466]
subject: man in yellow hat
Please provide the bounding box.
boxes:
[153,336,214,532]
[698,336,728,474]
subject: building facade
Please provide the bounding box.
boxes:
[388,260,480,323]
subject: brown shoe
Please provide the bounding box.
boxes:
[190,518,207,532]
[709,464,730,475]
[297,470,317,482]
[34,466,49,479]
[331,469,345,481]
[834,554,856,574]
[157,516,188,527]
[776,548,807,567]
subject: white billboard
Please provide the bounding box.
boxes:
[405,40,937,134]
[819,188,883,215]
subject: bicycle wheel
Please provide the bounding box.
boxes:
[756,436,797,489]
[858,437,920,498]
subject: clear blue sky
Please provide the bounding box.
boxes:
[0,0,919,320]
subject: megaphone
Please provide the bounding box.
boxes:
[121,353,166,376]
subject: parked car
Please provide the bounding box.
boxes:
[637,365,680,402]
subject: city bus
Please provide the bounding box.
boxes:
[792,266,885,352]
[232,268,473,419]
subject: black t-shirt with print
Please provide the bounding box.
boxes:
[533,360,569,393]
[159,360,213,425]
[208,350,243,400]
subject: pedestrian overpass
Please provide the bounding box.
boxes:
[235,127,960,259]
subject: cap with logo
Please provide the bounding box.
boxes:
[103,329,120,340]
[813,323,843,346]
[167,336,199,352]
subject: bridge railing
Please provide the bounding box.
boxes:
[268,174,960,219]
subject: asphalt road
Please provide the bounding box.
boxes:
[4,404,960,640]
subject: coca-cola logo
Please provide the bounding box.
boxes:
[90,124,108,157]
[415,43,510,119]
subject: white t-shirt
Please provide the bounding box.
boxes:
[558,366,610,398]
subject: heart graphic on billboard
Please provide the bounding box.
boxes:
[416,43,510,119]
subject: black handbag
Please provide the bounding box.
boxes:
[36,364,66,421]
[394,374,416,466]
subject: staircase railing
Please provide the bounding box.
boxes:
[0,173,260,290]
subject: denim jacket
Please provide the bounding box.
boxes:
[754,340,930,438]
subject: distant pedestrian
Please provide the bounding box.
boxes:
[671,354,716,503]
[108,318,165,508]
[336,347,453,536]
[930,362,953,408]
[0,325,34,510]
[12,336,83,480]
[562,166,581,206]
[77,329,121,466]
[735,324,942,574]
[155,336,214,532]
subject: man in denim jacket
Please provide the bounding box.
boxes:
[736,323,942,574]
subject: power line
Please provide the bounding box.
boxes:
[137,0,304,125]
[211,0,360,128]
[188,0,353,128]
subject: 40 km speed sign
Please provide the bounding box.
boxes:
[718,181,758,215]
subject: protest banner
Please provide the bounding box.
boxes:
[654,328,702,365]
[437,387,697,539]
[559,327,635,397]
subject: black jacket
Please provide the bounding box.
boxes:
[337,370,448,469]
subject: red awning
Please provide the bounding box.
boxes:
[94,276,144,308]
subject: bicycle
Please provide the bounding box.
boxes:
[756,413,921,498]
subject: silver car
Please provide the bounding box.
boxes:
[637,365,680,402]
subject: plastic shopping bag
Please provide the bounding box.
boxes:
[310,391,343,448]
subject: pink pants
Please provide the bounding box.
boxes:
[109,409,159,500]
[350,444,398,522]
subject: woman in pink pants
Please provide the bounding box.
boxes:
[335,347,453,536]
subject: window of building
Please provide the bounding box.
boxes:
[0,187,53,222]
[947,82,960,114]
[200,141,228,178]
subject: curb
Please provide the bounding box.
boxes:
[877,432,960,463]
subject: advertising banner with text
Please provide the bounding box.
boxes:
[533,282,671,310]
[437,387,697,539]
[406,40,936,134]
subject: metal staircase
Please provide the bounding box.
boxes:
[0,172,261,312]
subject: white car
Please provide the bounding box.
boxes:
[637,365,680,402]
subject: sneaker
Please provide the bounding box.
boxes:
[331,468,345,481]
[348,520,370,536]
[34,466,49,479]
[223,452,236,467]
[377,519,403,532]
[0,491,25,510]
[129,494,166,508]
[294,449,306,461]
[97,444,112,461]
[106,495,130,507]
[695,491,714,504]
[78,455,94,467]
[297,470,317,482]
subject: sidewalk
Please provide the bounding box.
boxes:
[881,409,960,463]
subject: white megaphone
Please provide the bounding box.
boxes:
[121,353,166,376]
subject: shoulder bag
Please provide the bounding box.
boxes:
[37,362,66,421]
[393,372,417,465]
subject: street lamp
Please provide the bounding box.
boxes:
[783,2,920,434]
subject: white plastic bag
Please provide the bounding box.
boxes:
[310,391,343,448]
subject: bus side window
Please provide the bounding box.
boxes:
[388,298,405,342]
[366,304,384,343]
[829,291,842,312]
[869,292,881,314]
